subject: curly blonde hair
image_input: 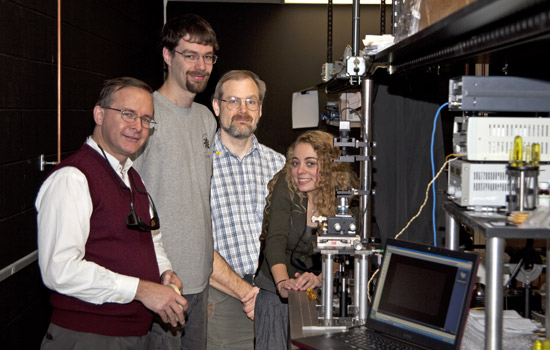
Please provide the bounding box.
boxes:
[284,130,359,216]
[263,130,358,221]
[260,130,359,245]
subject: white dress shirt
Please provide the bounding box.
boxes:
[36,137,172,305]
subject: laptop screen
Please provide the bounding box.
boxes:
[368,239,478,349]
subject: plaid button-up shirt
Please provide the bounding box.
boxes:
[211,131,285,277]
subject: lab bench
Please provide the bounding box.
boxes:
[443,201,550,350]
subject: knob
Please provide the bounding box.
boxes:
[448,186,455,195]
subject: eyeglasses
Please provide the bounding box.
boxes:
[219,97,261,111]
[174,50,218,64]
[126,191,160,231]
[103,106,157,130]
[126,173,160,232]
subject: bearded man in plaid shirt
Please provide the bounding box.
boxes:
[208,70,285,350]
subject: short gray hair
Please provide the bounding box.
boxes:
[213,70,266,102]
[96,77,152,107]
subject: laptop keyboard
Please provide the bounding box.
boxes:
[332,329,418,350]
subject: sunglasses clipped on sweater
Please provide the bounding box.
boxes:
[98,144,160,232]
[124,176,160,232]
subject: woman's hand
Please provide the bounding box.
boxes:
[276,272,321,298]
[276,278,297,298]
[294,272,322,290]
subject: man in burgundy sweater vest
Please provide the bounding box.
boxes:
[36,77,188,350]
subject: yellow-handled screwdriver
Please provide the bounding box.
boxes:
[532,143,541,167]
[512,135,523,167]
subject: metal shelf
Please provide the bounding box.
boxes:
[443,201,550,239]
[371,0,550,74]
[443,200,550,350]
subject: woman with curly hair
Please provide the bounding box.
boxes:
[254,130,359,349]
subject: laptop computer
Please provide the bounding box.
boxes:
[292,238,480,350]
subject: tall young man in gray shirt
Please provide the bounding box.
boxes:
[133,15,257,350]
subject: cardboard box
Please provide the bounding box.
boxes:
[419,0,474,31]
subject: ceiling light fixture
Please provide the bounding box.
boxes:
[284,0,386,4]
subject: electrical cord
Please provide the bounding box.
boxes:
[367,154,463,301]
[394,154,461,240]
[339,106,364,126]
[431,102,449,246]
[367,268,379,303]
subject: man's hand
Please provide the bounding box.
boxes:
[135,279,188,327]
[241,286,259,320]
[161,270,183,292]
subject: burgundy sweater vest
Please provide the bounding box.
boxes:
[48,143,160,336]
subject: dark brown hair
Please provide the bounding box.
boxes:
[161,14,219,52]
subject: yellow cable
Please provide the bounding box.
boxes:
[367,268,379,303]
[367,155,462,301]
[394,156,459,240]
[446,153,463,162]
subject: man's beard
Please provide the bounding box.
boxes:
[186,71,210,93]
[221,116,257,139]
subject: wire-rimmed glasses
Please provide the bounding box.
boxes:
[174,50,218,64]
[219,97,261,111]
[102,106,157,130]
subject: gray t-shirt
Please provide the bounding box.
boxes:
[133,91,217,294]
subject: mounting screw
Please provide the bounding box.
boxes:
[40,154,58,171]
